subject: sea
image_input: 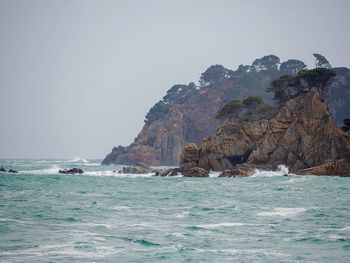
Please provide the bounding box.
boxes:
[0,158,349,262]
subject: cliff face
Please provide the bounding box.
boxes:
[102,58,350,166]
[102,75,276,165]
[180,92,350,173]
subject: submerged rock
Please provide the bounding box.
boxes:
[296,159,350,177]
[59,168,84,174]
[155,168,181,177]
[0,167,6,172]
[183,167,209,177]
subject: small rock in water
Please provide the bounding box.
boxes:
[8,169,18,173]
[155,168,181,177]
[59,168,84,174]
[0,167,6,172]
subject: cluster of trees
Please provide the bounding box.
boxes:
[268,68,336,104]
[144,82,198,123]
[144,100,170,123]
[199,55,312,85]
[145,53,336,124]
[163,82,197,104]
[216,96,276,120]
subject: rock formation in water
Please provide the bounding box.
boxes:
[102,55,350,166]
[180,91,350,174]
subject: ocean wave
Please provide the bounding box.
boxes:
[20,165,61,175]
[251,164,290,177]
[83,171,154,177]
[257,207,306,217]
[194,222,254,229]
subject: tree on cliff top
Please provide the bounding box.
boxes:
[199,65,230,85]
[268,68,336,104]
[313,53,331,69]
[251,55,280,72]
[298,68,336,100]
[280,59,307,75]
[163,82,197,104]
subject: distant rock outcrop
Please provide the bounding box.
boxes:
[180,91,350,174]
[0,167,18,173]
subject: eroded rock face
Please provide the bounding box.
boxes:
[296,159,350,177]
[180,92,350,173]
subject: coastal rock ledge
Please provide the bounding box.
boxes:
[180,91,350,176]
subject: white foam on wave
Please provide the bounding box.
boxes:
[209,171,220,177]
[251,164,290,177]
[83,171,154,177]
[112,205,130,211]
[257,207,306,217]
[338,226,350,231]
[175,211,189,218]
[20,165,61,175]
[196,222,253,229]
[196,248,289,257]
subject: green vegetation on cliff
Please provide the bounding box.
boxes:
[216,96,277,120]
[268,68,336,104]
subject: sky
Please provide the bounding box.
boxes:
[0,0,349,159]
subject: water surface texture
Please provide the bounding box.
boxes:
[0,159,349,262]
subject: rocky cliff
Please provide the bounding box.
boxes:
[180,91,350,173]
[102,55,350,166]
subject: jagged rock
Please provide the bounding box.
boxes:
[180,92,350,174]
[0,167,6,172]
[179,143,200,174]
[183,167,209,177]
[296,159,350,177]
[121,162,158,174]
[155,168,181,177]
[59,168,84,174]
[8,169,18,173]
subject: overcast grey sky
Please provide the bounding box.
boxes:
[0,0,349,159]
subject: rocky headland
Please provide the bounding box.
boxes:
[180,91,350,176]
[102,55,350,166]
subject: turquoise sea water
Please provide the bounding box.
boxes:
[0,159,349,262]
